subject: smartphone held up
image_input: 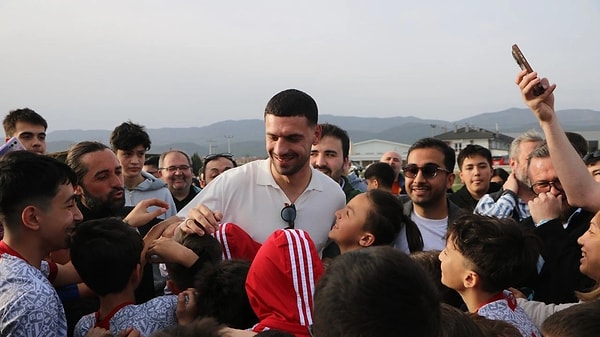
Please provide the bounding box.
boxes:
[511,44,545,96]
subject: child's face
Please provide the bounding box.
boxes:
[439,236,473,291]
[577,216,600,282]
[329,193,370,252]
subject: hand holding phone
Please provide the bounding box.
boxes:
[512,44,545,96]
[0,137,26,157]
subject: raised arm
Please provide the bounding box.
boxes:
[517,70,600,212]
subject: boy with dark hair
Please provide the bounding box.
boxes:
[194,260,258,329]
[449,144,501,212]
[3,107,48,154]
[0,151,83,335]
[439,214,541,337]
[313,246,441,337]
[70,217,178,337]
[363,162,395,192]
[110,121,177,220]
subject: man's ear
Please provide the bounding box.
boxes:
[313,124,322,145]
[74,184,83,196]
[342,157,351,172]
[446,172,456,190]
[199,174,206,188]
[358,233,375,248]
[21,205,41,231]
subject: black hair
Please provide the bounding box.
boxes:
[319,123,350,159]
[110,121,151,151]
[70,217,143,296]
[364,162,395,190]
[264,89,318,126]
[457,144,492,169]
[408,137,456,172]
[0,151,77,228]
[3,107,47,137]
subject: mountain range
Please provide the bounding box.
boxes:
[46,108,600,157]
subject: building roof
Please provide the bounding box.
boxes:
[434,126,514,143]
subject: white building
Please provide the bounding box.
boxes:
[350,139,412,169]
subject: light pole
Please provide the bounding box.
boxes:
[224,135,234,153]
[208,139,216,154]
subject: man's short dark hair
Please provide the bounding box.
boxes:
[313,246,441,337]
[66,141,111,186]
[363,162,395,190]
[0,151,77,228]
[70,217,143,296]
[565,132,588,158]
[3,108,48,137]
[456,144,492,169]
[408,138,456,172]
[145,155,160,167]
[319,123,350,159]
[110,121,151,152]
[264,89,318,126]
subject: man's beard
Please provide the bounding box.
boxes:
[81,187,125,217]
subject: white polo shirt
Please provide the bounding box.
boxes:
[178,159,346,250]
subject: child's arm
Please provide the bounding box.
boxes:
[147,237,199,267]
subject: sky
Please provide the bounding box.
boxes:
[1,0,599,132]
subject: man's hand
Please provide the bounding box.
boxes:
[502,173,520,195]
[179,204,223,236]
[516,70,557,123]
[123,198,170,228]
[141,216,184,265]
[528,192,563,225]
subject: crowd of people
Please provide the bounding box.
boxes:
[1,69,600,337]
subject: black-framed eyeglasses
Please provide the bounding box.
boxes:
[402,163,451,179]
[281,203,296,229]
[530,179,563,195]
[583,150,600,163]
[160,165,191,172]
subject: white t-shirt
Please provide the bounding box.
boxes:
[394,209,448,253]
[178,159,346,251]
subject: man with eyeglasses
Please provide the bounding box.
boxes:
[520,141,594,304]
[393,137,464,253]
[199,153,237,188]
[178,89,345,251]
[158,150,201,212]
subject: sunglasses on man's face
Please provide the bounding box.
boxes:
[281,203,296,229]
[402,163,451,179]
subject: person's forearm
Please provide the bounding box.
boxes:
[540,118,600,212]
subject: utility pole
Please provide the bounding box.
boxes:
[224,135,234,153]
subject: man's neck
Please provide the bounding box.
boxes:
[270,162,312,204]
[413,199,449,220]
[124,174,145,189]
[172,187,190,201]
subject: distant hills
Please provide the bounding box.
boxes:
[46,108,600,157]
